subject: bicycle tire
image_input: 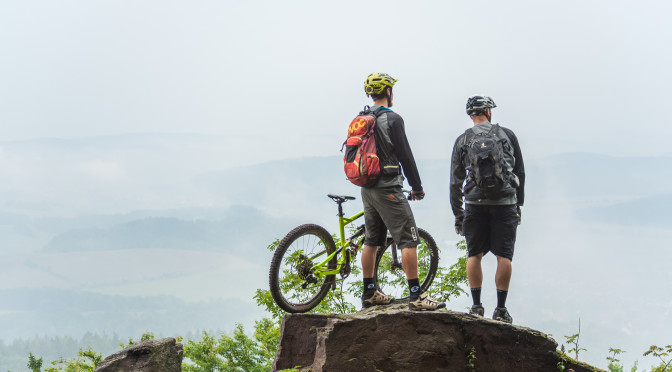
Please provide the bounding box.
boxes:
[269,224,337,313]
[373,227,439,301]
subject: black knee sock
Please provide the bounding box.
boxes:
[363,278,375,296]
[471,287,482,306]
[408,278,420,298]
[497,289,508,308]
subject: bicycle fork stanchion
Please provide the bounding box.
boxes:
[390,241,403,271]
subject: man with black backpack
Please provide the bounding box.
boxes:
[356,73,445,311]
[450,95,525,323]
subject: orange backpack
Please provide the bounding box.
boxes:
[342,106,388,187]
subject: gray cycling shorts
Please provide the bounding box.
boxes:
[361,186,419,248]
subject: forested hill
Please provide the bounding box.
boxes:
[1,151,671,371]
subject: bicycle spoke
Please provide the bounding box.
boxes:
[270,224,337,313]
[373,228,439,302]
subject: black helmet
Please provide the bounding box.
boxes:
[466,95,496,116]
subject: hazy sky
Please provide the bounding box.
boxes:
[2,0,671,160]
[1,2,671,370]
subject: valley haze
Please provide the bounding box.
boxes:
[0,134,670,371]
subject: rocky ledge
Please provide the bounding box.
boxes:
[94,337,183,372]
[273,304,603,372]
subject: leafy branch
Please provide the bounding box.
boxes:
[644,344,672,372]
[563,319,587,361]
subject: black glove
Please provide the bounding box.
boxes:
[410,190,425,200]
[455,217,464,236]
[516,206,522,225]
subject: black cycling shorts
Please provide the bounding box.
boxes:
[463,204,518,260]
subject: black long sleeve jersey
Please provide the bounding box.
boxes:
[370,106,423,191]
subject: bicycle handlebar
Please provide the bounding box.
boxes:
[403,189,425,201]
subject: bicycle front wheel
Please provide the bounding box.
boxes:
[373,227,439,301]
[269,224,337,313]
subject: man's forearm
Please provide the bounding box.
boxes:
[450,187,464,218]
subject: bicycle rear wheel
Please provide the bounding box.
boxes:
[269,224,337,313]
[373,227,439,301]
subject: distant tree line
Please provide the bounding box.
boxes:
[5,239,670,372]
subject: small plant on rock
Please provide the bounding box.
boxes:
[563,319,587,361]
[606,347,625,372]
[466,346,477,372]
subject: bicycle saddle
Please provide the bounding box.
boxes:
[327,194,356,203]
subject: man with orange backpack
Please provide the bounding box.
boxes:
[353,73,445,311]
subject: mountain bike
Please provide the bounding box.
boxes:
[269,192,439,313]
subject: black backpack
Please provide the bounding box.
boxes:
[463,124,516,200]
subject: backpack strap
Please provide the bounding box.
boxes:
[460,128,474,169]
[358,105,391,117]
[358,105,372,115]
[371,106,392,118]
[486,123,500,136]
[480,123,508,147]
[464,127,475,141]
[493,124,510,147]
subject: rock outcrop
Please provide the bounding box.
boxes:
[94,337,183,372]
[273,304,603,372]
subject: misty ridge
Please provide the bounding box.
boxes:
[0,134,671,370]
[43,206,278,256]
[2,134,670,221]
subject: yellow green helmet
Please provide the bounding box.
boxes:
[364,73,398,96]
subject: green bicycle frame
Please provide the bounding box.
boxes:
[310,210,364,276]
[338,210,364,246]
